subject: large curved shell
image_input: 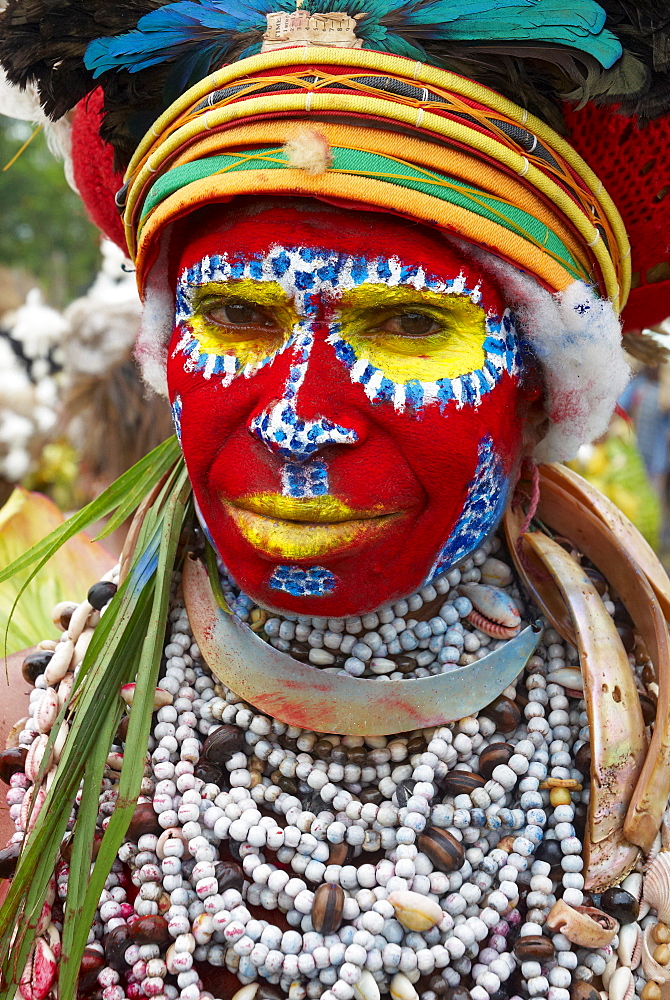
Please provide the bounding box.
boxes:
[503,497,576,647]
[521,531,644,890]
[541,463,670,620]
[183,555,543,735]
[536,471,669,855]
[642,852,670,924]
[642,924,670,983]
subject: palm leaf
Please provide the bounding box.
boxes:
[0,441,192,1000]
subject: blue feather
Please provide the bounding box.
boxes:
[398,0,621,68]
[85,0,270,77]
[84,0,623,83]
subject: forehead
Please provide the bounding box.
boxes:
[176,203,490,281]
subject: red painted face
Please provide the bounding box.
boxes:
[167,201,539,616]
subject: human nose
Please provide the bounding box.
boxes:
[249,400,358,462]
[247,328,359,462]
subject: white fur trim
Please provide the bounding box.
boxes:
[446,237,628,461]
[136,226,628,458]
[134,235,172,396]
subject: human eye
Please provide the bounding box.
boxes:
[200,296,279,330]
[377,310,442,338]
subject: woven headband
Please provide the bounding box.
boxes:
[122,47,630,312]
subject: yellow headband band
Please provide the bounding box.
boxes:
[123,47,630,311]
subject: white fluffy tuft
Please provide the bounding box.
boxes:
[445,237,628,461]
[282,130,332,175]
[134,236,172,397]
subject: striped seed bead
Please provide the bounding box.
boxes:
[417,827,465,873]
[311,881,345,934]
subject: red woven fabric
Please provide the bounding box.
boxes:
[565,103,670,331]
[71,88,127,251]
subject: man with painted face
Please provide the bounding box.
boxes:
[168,200,543,618]
[1,3,670,999]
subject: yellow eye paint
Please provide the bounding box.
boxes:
[337,284,488,383]
[187,279,298,366]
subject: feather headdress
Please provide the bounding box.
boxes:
[0,0,668,166]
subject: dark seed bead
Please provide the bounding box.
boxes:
[313,738,335,760]
[104,925,131,971]
[194,759,225,785]
[428,975,449,997]
[483,695,521,734]
[396,656,416,673]
[639,692,657,726]
[611,600,633,627]
[21,649,54,684]
[360,786,383,805]
[600,886,639,924]
[116,715,130,743]
[0,747,27,785]
[513,934,555,960]
[443,987,471,1000]
[59,605,76,630]
[311,881,344,934]
[288,642,311,663]
[418,826,465,873]
[440,769,486,796]
[215,859,244,893]
[0,841,21,879]
[327,842,355,866]
[202,724,245,764]
[570,982,601,1000]
[407,736,427,754]
[330,745,348,764]
[616,623,636,654]
[226,838,242,861]
[126,802,161,840]
[346,746,367,765]
[177,852,195,876]
[584,568,607,596]
[79,948,106,993]
[302,791,326,815]
[478,742,515,781]
[128,915,170,946]
[573,803,588,842]
[395,779,416,808]
[574,742,591,777]
[87,580,118,611]
[535,837,564,875]
[277,775,298,794]
[61,831,102,864]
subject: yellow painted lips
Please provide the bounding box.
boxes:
[224,493,400,559]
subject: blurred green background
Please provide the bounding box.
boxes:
[0,114,100,308]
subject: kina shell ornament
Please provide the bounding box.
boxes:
[642,851,670,924]
[183,555,542,734]
[458,583,521,638]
